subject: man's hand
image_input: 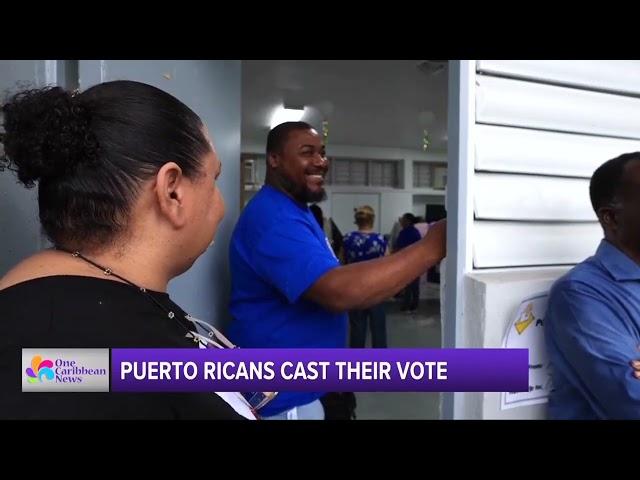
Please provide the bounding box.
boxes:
[422,219,447,262]
[631,344,640,378]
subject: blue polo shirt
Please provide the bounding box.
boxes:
[546,239,640,419]
[227,185,348,417]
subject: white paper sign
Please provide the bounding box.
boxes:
[501,292,553,410]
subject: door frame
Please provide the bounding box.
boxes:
[441,60,476,419]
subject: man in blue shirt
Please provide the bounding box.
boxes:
[227,121,446,419]
[546,151,640,419]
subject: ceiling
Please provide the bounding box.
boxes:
[241,60,449,153]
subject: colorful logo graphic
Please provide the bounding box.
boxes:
[25,355,54,383]
[514,303,536,335]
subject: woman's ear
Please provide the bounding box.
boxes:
[155,162,188,229]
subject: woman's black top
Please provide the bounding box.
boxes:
[0,275,244,420]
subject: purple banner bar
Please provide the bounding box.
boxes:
[111,348,528,393]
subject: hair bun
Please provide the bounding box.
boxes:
[1,86,98,186]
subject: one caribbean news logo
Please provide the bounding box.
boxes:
[22,349,110,392]
[25,355,54,383]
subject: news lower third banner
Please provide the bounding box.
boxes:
[112,348,528,392]
[23,348,529,392]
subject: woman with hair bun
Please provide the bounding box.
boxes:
[0,81,254,419]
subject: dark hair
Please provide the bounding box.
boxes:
[589,152,640,213]
[266,121,314,156]
[402,212,418,225]
[1,80,211,249]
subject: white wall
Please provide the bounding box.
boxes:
[473,66,640,270]
[331,192,381,233]
[471,60,640,270]
[380,192,413,236]
[453,60,640,419]
[476,60,640,95]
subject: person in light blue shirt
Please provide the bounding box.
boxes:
[227,122,446,420]
[546,151,640,419]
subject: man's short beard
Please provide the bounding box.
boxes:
[304,188,327,203]
[279,175,327,203]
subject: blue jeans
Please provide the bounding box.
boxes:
[349,304,387,348]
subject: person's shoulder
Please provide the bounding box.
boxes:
[549,257,607,302]
[241,186,308,225]
[0,250,67,292]
[235,188,288,238]
[0,275,53,314]
[0,275,138,307]
[0,276,85,338]
[556,256,603,286]
[546,260,619,336]
[239,187,273,218]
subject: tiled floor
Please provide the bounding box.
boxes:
[354,298,442,420]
